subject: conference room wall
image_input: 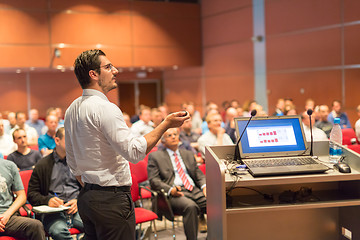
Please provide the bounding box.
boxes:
[163,0,360,125]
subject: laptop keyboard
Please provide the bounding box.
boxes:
[245,157,320,168]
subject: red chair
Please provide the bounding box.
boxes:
[198,164,206,175]
[28,145,39,151]
[342,128,358,146]
[131,175,158,239]
[347,145,360,154]
[0,237,20,240]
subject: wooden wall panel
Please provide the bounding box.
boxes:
[0,46,51,68]
[50,0,130,13]
[0,73,27,112]
[344,25,360,65]
[267,28,341,71]
[205,75,254,107]
[203,7,253,47]
[204,42,253,76]
[344,0,360,22]
[132,1,200,18]
[202,0,252,16]
[0,0,47,9]
[267,70,342,114]
[345,69,360,125]
[266,0,341,35]
[0,9,49,44]
[51,13,132,46]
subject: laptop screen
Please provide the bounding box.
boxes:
[234,116,308,158]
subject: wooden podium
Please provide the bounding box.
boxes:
[205,141,360,240]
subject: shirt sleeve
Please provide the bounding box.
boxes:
[10,164,24,192]
[99,103,147,163]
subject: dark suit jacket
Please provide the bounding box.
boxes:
[147,148,205,194]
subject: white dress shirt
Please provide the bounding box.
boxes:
[130,119,154,137]
[65,89,147,187]
[303,124,328,142]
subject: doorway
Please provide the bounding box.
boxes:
[118,80,161,117]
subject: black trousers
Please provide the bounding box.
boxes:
[78,184,135,240]
[169,186,207,240]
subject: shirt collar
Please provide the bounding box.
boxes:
[82,89,109,102]
[166,148,180,157]
[53,149,66,164]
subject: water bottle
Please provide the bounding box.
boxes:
[66,213,73,229]
[329,118,342,163]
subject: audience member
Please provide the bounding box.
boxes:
[198,113,233,158]
[242,100,257,117]
[224,107,238,143]
[40,107,59,135]
[314,105,333,138]
[183,102,202,134]
[180,119,201,149]
[284,104,297,116]
[220,101,230,122]
[301,111,328,142]
[305,98,315,111]
[28,127,84,239]
[7,129,42,171]
[11,112,38,146]
[148,128,207,239]
[0,158,45,239]
[0,112,11,135]
[151,108,163,128]
[355,105,360,142]
[273,98,285,116]
[201,109,224,134]
[122,112,132,128]
[327,100,351,129]
[26,108,45,136]
[0,119,17,157]
[55,107,65,127]
[130,106,154,137]
[38,115,59,156]
[158,103,169,120]
[7,112,17,134]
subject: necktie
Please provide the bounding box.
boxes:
[174,152,193,191]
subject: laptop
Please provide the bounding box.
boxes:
[234,115,329,177]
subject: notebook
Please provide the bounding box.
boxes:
[234,115,329,177]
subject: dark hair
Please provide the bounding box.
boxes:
[12,128,26,140]
[55,127,65,140]
[74,49,106,89]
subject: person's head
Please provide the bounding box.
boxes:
[54,127,66,157]
[46,107,57,117]
[122,112,132,128]
[319,105,330,121]
[206,101,218,113]
[158,103,168,119]
[225,107,238,122]
[55,107,63,120]
[12,128,28,148]
[139,106,151,124]
[305,98,315,111]
[151,108,163,127]
[276,98,285,112]
[181,119,192,132]
[285,106,297,116]
[184,102,195,116]
[74,49,118,93]
[161,128,180,151]
[236,107,243,117]
[206,113,222,133]
[230,100,240,109]
[0,119,4,136]
[46,114,59,133]
[7,112,16,126]
[332,100,342,114]
[15,112,27,128]
[301,111,314,127]
[29,109,39,122]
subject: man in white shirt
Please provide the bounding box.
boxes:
[10,112,38,146]
[0,119,17,157]
[301,111,328,142]
[197,113,233,157]
[130,106,154,137]
[355,105,360,142]
[65,49,189,240]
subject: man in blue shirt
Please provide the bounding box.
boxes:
[38,115,58,156]
[327,100,351,129]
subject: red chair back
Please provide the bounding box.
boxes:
[130,160,148,183]
[347,145,360,154]
[19,170,33,195]
[342,128,358,145]
[0,237,18,240]
[130,174,139,202]
[198,164,206,175]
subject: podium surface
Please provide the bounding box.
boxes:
[205,141,360,240]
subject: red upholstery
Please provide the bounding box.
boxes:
[0,237,19,240]
[19,170,33,195]
[347,145,360,154]
[198,164,206,175]
[69,228,82,235]
[130,160,148,183]
[28,145,39,151]
[3,155,7,159]
[342,128,358,146]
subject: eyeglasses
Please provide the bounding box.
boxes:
[100,63,116,71]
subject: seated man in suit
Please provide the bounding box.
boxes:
[148,128,207,240]
[28,127,84,240]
